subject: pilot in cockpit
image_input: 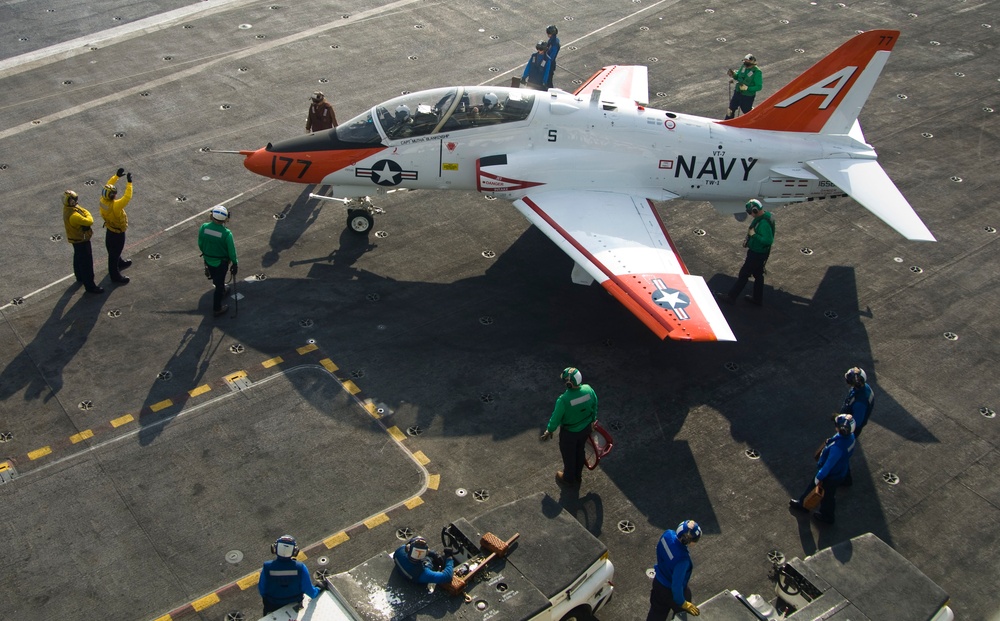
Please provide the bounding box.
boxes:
[391,104,414,137]
[471,92,503,125]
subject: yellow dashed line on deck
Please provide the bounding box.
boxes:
[428,474,440,490]
[70,429,94,444]
[192,593,219,611]
[188,384,211,397]
[28,446,52,460]
[237,573,259,590]
[387,426,406,442]
[405,497,424,509]
[342,380,361,394]
[413,451,430,466]
[324,531,350,549]
[297,343,318,355]
[111,414,134,428]
[152,615,172,621]
[320,358,339,372]
[365,514,390,529]
[262,356,284,369]
[150,399,173,412]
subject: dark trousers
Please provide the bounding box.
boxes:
[208,261,229,312]
[105,230,127,280]
[646,578,690,621]
[728,249,769,303]
[559,424,591,484]
[72,240,97,288]
[727,92,755,117]
[798,476,843,522]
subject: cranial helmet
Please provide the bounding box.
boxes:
[745,199,763,214]
[272,535,299,559]
[561,367,582,389]
[395,104,411,122]
[744,54,756,63]
[102,183,117,200]
[546,25,558,36]
[210,205,230,222]
[535,40,547,51]
[405,536,429,562]
[676,520,702,544]
[835,413,856,435]
[483,92,499,108]
[312,91,324,103]
[845,367,867,386]
[62,190,79,207]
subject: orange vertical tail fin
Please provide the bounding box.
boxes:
[720,30,900,134]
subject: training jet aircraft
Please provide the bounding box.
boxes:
[239,29,933,342]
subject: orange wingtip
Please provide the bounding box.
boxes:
[602,274,720,342]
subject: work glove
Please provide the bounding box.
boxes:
[540,430,553,442]
[727,68,735,78]
[126,172,132,183]
[230,263,238,275]
[443,547,456,558]
[204,265,211,280]
[739,84,748,92]
[681,601,700,616]
[116,167,125,177]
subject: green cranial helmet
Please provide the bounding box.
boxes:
[561,367,582,388]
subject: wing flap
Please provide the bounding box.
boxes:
[513,191,736,342]
[806,159,935,241]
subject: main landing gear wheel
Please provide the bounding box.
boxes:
[347,209,373,234]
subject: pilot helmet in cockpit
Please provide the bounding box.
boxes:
[395,104,411,123]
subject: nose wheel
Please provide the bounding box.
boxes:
[347,209,374,234]
[346,197,376,234]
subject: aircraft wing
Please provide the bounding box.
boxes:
[573,65,649,105]
[513,191,736,342]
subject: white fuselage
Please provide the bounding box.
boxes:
[321,86,870,213]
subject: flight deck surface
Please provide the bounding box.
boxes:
[0,1,997,620]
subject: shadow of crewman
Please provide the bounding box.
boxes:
[137,315,222,446]
[262,186,326,268]
[0,283,104,403]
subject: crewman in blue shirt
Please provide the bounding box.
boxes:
[646,520,702,619]
[790,414,856,524]
[258,535,321,615]
[543,25,561,88]
[521,41,551,90]
[840,367,875,437]
[393,535,455,585]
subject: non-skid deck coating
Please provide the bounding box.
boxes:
[0,1,998,620]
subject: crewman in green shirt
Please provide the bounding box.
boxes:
[541,367,598,486]
[198,205,238,316]
[725,53,763,119]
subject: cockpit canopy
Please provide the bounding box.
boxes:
[336,87,536,145]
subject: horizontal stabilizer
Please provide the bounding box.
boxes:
[807,159,935,241]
